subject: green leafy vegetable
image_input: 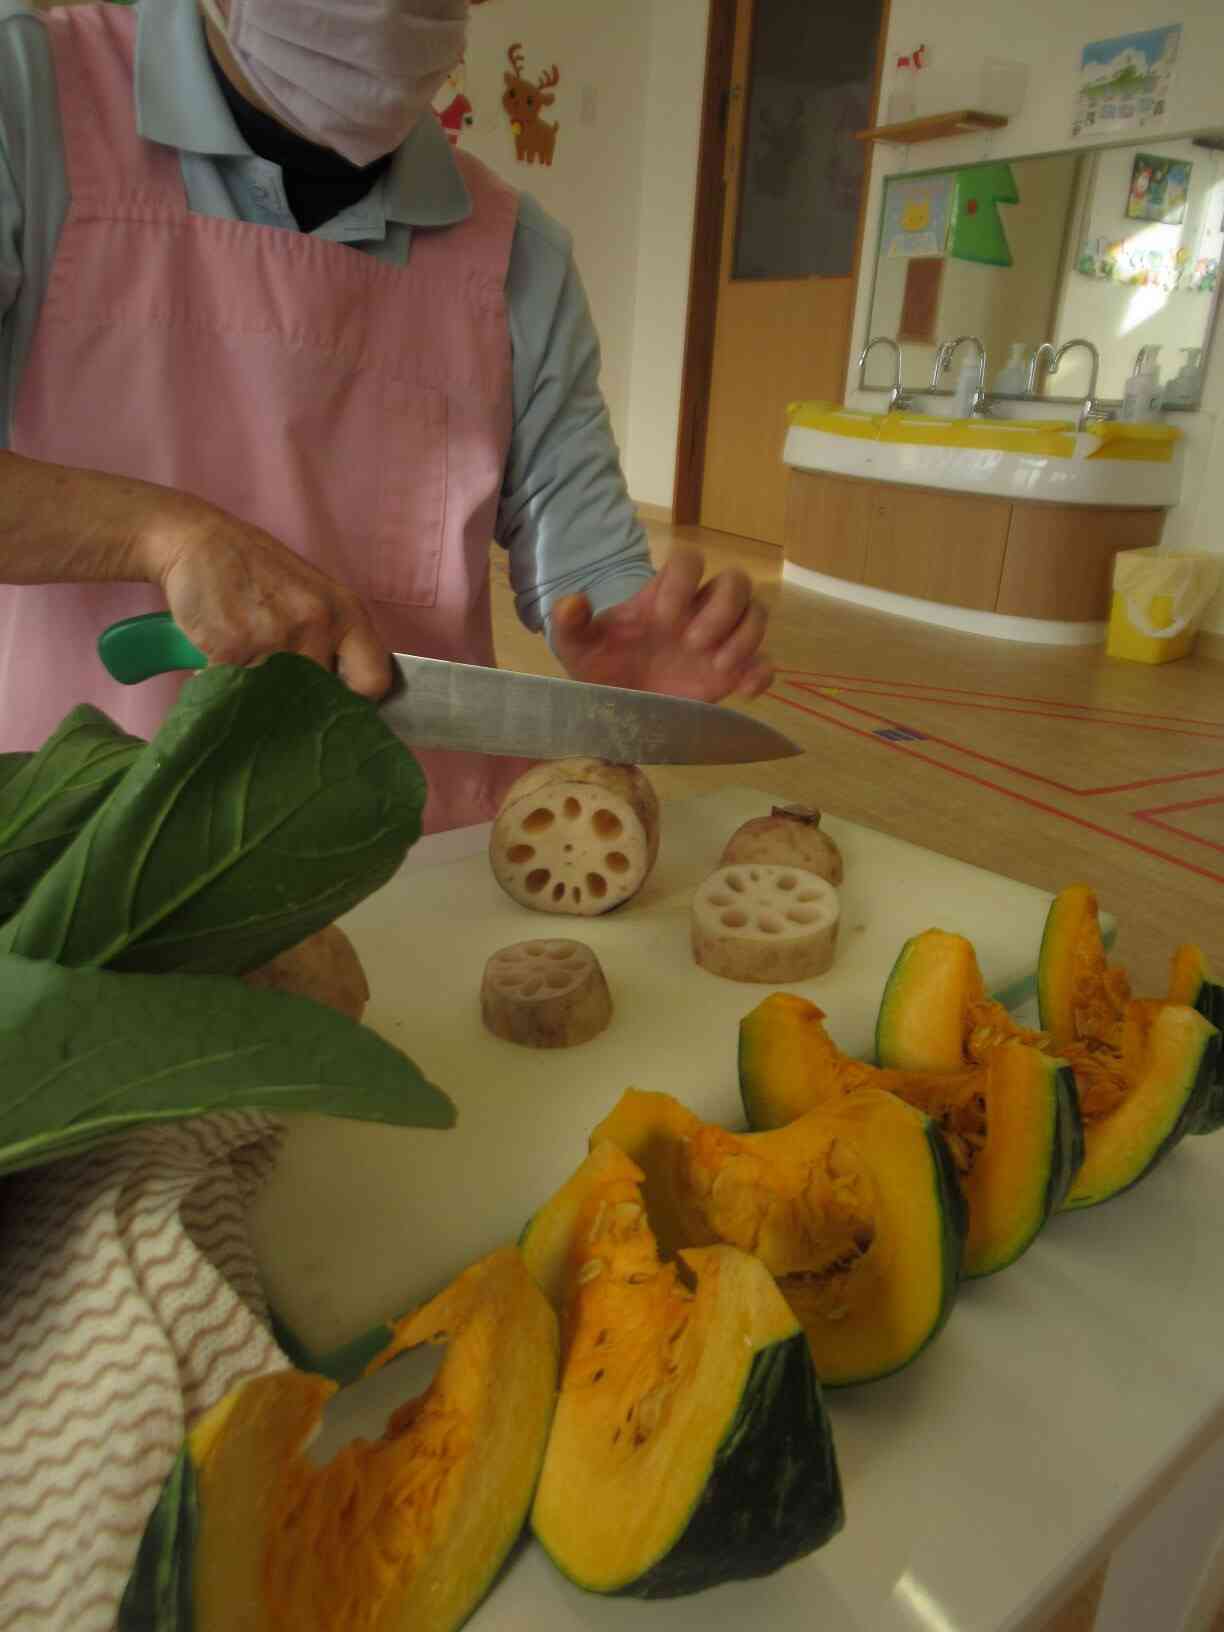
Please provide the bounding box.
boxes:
[0,753,30,792]
[0,657,427,974]
[0,706,144,922]
[0,953,454,1178]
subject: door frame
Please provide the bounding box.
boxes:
[671,0,891,525]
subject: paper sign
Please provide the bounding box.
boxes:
[1072,25,1181,141]
[882,175,952,259]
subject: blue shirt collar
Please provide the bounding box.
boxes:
[134,0,472,229]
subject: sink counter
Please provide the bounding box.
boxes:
[781,405,1176,643]
[783,403,1184,509]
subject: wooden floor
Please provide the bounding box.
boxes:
[491,519,1223,1632]
[493,520,1223,1003]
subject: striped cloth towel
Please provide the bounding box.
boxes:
[0,1113,290,1631]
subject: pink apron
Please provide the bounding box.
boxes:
[3,4,530,833]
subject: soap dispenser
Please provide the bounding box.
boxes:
[1164,347,1202,407]
[1121,346,1163,423]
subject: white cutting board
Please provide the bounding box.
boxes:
[251,786,1085,1354]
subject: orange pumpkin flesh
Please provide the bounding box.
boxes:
[520,1142,844,1595]
[740,992,1081,1277]
[186,1247,557,1632]
[589,1088,963,1386]
[879,926,1219,1209]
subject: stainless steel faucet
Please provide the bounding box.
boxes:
[857,336,909,411]
[1048,338,1101,429]
[1026,342,1057,395]
[934,336,987,414]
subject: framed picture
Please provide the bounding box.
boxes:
[1126,152,1192,224]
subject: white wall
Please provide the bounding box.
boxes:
[460,0,653,456]
[622,0,710,509]
[846,0,1224,633]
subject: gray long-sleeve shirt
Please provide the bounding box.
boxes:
[0,0,653,634]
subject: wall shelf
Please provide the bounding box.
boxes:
[855,109,1009,146]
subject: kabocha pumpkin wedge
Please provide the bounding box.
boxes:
[119,1247,558,1632]
[878,926,1220,1210]
[739,993,1083,1277]
[589,1089,964,1387]
[1036,882,1224,1134]
[520,1142,843,1596]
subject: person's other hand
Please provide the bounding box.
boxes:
[549,546,773,702]
[143,500,392,698]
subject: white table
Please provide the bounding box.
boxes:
[250,789,1224,1632]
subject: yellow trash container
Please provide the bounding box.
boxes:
[1106,549,1222,664]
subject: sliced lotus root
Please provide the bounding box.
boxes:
[489,758,660,917]
[481,939,613,1048]
[692,864,839,984]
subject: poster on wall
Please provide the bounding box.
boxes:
[1071,25,1181,141]
[881,175,952,259]
[1126,152,1192,223]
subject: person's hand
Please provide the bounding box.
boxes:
[549,547,773,702]
[141,499,392,699]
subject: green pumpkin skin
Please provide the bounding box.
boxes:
[605,1329,843,1599]
[117,1446,199,1632]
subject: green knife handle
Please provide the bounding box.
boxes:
[97,612,208,684]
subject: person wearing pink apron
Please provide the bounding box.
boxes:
[0,0,773,833]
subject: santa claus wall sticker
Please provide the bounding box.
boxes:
[434,60,475,147]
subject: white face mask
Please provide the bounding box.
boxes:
[199,0,468,167]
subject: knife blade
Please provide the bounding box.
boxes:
[97,612,801,766]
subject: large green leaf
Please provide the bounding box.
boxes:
[0,706,145,922]
[0,753,30,792]
[0,657,427,974]
[0,953,454,1178]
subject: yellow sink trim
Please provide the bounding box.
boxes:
[878,415,1076,457]
[1083,422,1179,463]
[784,402,886,441]
[786,400,1181,463]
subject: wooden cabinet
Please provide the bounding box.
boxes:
[995,503,1167,621]
[860,484,1010,612]
[783,469,1167,622]
[783,465,874,584]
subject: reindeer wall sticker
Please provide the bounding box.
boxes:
[502,42,561,167]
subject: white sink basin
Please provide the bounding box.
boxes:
[783,407,1183,508]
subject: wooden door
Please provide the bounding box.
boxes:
[695,0,886,546]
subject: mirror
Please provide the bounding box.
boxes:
[863,133,1224,409]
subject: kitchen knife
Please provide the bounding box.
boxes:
[97,612,801,765]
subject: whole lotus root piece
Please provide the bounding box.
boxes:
[242,924,370,1021]
[489,758,660,917]
[719,805,844,886]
